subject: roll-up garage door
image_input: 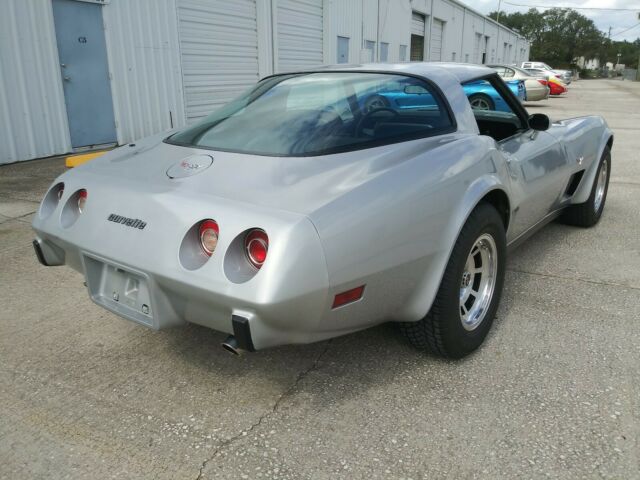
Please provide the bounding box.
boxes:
[277,0,323,72]
[177,0,259,123]
[473,33,482,64]
[411,12,425,35]
[430,18,444,61]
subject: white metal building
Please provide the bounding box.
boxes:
[0,0,529,165]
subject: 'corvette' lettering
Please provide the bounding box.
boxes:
[107,213,147,230]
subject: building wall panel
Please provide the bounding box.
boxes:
[276,0,323,72]
[177,0,260,123]
[103,0,186,144]
[0,0,70,164]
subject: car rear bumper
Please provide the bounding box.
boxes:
[33,233,339,350]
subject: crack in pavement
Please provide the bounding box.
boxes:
[194,340,332,480]
[507,267,639,291]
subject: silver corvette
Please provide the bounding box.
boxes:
[32,63,612,358]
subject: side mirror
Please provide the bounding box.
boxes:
[529,113,550,131]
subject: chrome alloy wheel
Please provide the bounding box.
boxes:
[594,158,608,213]
[470,97,491,110]
[459,233,498,331]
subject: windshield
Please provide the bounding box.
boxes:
[166,72,454,156]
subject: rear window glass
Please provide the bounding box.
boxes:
[166,72,454,156]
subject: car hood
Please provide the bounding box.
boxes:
[71,131,463,218]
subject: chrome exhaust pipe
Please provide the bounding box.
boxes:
[221,335,244,355]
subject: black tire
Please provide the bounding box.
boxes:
[560,146,611,228]
[401,203,507,358]
[468,93,495,111]
[364,95,390,113]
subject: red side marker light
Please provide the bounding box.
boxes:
[332,285,365,309]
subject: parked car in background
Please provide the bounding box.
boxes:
[522,61,572,84]
[488,64,549,101]
[32,63,612,359]
[524,68,568,95]
[364,77,525,113]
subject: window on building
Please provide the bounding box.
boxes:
[364,40,375,62]
[399,44,407,62]
[380,42,389,62]
[337,36,349,64]
[410,35,424,61]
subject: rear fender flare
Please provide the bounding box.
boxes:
[400,175,509,322]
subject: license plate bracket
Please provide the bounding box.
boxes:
[83,254,154,328]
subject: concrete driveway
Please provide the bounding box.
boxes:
[1,79,639,479]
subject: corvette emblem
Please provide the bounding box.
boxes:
[107,214,147,230]
[166,154,214,179]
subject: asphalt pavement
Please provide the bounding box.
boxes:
[1,78,639,479]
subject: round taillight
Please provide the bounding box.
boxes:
[245,229,268,269]
[77,189,87,213]
[198,219,219,256]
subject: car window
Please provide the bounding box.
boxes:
[491,66,507,77]
[167,72,455,156]
[512,66,532,77]
[463,78,525,142]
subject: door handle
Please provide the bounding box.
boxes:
[63,76,71,82]
[61,63,67,68]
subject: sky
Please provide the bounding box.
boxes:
[472,0,640,42]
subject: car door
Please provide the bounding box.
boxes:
[466,77,570,239]
[499,130,569,238]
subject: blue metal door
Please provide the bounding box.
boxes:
[52,0,117,148]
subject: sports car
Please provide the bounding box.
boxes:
[363,77,525,113]
[33,63,612,358]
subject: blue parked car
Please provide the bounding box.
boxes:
[363,78,525,113]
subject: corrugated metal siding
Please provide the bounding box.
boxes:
[430,18,444,61]
[0,0,70,164]
[277,0,323,72]
[103,0,186,144]
[178,0,259,123]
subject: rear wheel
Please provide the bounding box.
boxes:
[561,146,611,227]
[468,94,495,111]
[401,203,506,358]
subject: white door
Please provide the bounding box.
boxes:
[177,0,259,123]
[430,19,444,61]
[277,0,323,72]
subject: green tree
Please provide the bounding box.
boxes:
[489,8,612,68]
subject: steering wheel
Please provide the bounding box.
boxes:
[355,107,399,137]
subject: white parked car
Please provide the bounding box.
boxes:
[488,64,549,101]
[521,61,572,84]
